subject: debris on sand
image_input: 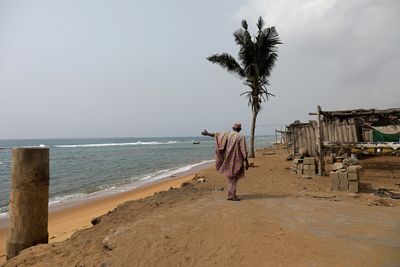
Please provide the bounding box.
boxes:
[91,217,101,226]
[196,178,206,184]
[368,198,395,207]
[373,188,400,199]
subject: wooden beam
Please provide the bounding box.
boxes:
[316,105,323,176]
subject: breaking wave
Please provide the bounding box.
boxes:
[55,141,179,148]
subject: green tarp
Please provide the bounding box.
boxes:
[373,130,400,142]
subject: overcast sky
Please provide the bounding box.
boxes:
[1,0,399,139]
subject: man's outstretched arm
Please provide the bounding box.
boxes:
[201,129,215,137]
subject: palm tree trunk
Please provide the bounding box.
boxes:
[249,108,258,158]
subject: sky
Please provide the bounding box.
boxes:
[0,0,399,139]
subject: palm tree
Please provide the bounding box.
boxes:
[207,17,281,158]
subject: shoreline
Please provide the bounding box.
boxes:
[0,160,214,261]
[0,159,214,226]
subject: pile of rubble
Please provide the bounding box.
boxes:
[290,157,317,178]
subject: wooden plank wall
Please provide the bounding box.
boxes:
[289,123,317,156]
[288,118,359,156]
[320,118,358,143]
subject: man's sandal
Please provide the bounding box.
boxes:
[227,196,240,201]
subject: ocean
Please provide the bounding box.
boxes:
[0,136,274,217]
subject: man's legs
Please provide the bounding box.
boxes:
[227,176,239,200]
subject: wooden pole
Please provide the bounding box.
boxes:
[316,106,323,176]
[6,148,49,260]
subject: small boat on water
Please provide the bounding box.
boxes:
[193,141,200,144]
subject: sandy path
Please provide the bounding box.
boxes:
[89,195,399,266]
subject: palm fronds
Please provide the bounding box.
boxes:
[207,53,245,78]
[207,16,281,157]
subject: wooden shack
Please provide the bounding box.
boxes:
[284,107,400,175]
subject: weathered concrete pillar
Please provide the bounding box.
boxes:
[6,148,49,260]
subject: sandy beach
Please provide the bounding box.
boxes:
[0,171,202,265]
[2,147,400,266]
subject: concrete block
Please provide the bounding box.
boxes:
[330,171,339,179]
[296,169,303,175]
[293,159,303,164]
[309,164,316,170]
[348,172,359,181]
[303,157,315,165]
[297,164,303,170]
[303,164,310,170]
[347,165,361,173]
[339,176,349,191]
[339,171,348,180]
[349,181,359,193]
[330,175,339,191]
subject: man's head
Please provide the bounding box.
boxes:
[233,123,242,132]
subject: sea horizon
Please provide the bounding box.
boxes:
[0,132,277,141]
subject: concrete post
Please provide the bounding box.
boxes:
[6,148,49,260]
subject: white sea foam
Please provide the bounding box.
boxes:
[47,159,215,207]
[55,140,180,148]
[48,193,86,205]
[0,205,9,222]
[140,160,214,181]
[0,193,87,219]
[0,159,215,219]
[0,211,9,221]
[18,144,48,148]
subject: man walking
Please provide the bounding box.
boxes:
[201,123,249,201]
